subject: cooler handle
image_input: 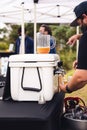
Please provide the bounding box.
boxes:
[21,67,42,92]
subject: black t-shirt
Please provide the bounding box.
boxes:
[77,31,87,69]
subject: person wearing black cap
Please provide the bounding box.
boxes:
[67,1,87,45]
[59,1,87,93]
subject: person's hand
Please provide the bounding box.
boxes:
[66,34,82,46]
[67,35,77,45]
[58,75,68,93]
[73,60,78,69]
[59,83,66,93]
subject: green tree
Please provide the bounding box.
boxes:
[25,23,34,38]
[50,24,77,71]
[8,24,20,44]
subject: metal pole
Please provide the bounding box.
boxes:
[20,2,25,54]
[34,3,37,54]
[33,0,39,54]
[76,26,79,59]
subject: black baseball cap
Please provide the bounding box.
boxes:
[70,1,87,26]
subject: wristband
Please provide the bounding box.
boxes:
[66,85,72,93]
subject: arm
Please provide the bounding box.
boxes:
[49,38,56,54]
[25,36,34,53]
[59,69,87,93]
[73,60,78,69]
[67,34,82,45]
[14,38,20,54]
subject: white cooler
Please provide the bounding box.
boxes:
[9,54,60,103]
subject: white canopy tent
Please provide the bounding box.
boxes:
[0,0,84,53]
[0,0,84,23]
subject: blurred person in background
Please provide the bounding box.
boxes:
[15,27,34,54]
[39,24,56,54]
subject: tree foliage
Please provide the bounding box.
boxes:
[50,24,76,71]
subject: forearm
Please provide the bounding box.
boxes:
[67,34,83,45]
[59,69,87,93]
[68,74,87,91]
[76,33,83,40]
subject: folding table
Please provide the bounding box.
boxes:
[0,65,65,130]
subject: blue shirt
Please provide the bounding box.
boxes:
[49,36,56,54]
[15,35,34,54]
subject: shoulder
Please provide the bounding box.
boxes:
[25,36,34,42]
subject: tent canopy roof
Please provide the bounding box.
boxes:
[0,0,84,24]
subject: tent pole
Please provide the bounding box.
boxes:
[19,2,25,54]
[21,2,25,54]
[34,3,37,54]
[76,26,79,59]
